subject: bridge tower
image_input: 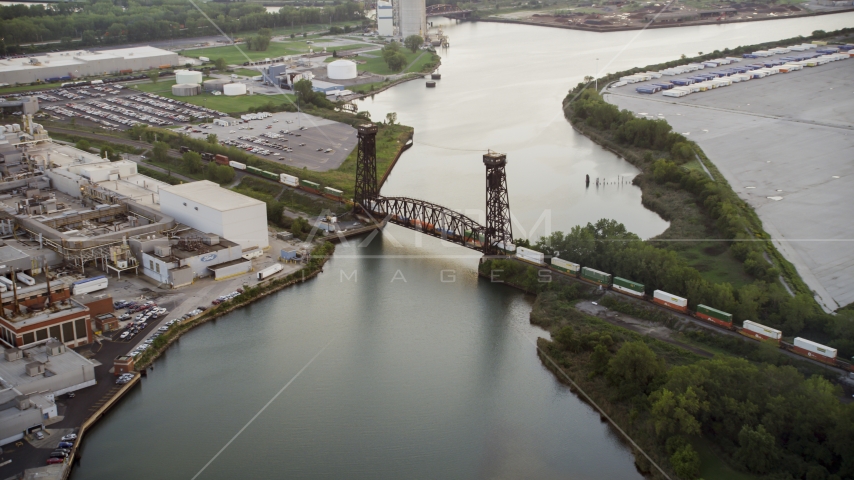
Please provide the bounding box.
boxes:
[483,152,512,254]
[354,124,379,211]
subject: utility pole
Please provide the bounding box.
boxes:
[595,57,599,91]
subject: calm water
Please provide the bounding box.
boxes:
[72,14,854,480]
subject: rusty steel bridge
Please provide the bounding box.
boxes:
[353,125,512,254]
[425,4,473,18]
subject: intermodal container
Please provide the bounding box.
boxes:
[695,304,732,328]
[214,154,229,165]
[581,267,611,286]
[229,161,246,170]
[120,69,133,74]
[247,165,262,175]
[257,263,283,280]
[613,277,644,297]
[740,320,782,344]
[652,290,687,312]
[792,337,837,363]
[280,173,298,187]
[324,186,343,196]
[301,179,320,189]
[516,247,545,266]
[550,257,579,275]
[261,170,277,181]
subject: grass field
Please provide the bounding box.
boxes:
[132,81,295,114]
[181,41,369,66]
[357,50,433,76]
[677,242,754,288]
[232,68,262,77]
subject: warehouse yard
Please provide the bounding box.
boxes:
[606,57,854,311]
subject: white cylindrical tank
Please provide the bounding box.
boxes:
[171,83,201,96]
[223,83,247,96]
[327,60,357,80]
[398,0,427,39]
[175,70,203,85]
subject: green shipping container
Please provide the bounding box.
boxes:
[613,276,644,293]
[301,180,320,189]
[581,267,612,285]
[697,304,732,323]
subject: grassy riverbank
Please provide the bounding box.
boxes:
[478,258,854,480]
[134,242,335,370]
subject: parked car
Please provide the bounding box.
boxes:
[49,451,68,459]
[61,434,77,441]
[46,458,64,465]
[120,331,129,339]
[35,431,44,440]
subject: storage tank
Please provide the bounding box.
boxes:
[223,83,247,96]
[172,83,201,96]
[398,0,427,39]
[175,69,203,85]
[327,60,357,80]
[203,78,230,92]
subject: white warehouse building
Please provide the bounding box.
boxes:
[0,46,179,85]
[159,181,269,251]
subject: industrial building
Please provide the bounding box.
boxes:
[310,80,345,93]
[213,116,241,127]
[159,181,268,251]
[0,46,179,85]
[0,340,96,446]
[398,0,427,39]
[134,229,252,287]
[377,0,395,36]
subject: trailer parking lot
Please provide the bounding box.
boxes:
[183,111,358,172]
[606,56,854,312]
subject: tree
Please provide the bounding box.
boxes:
[152,142,169,162]
[214,57,227,71]
[606,341,665,399]
[404,35,423,53]
[385,112,397,125]
[206,133,218,145]
[148,71,159,84]
[182,151,203,173]
[60,36,72,49]
[735,424,778,474]
[670,444,701,479]
[291,216,310,237]
[554,325,575,350]
[386,52,407,72]
[81,30,96,46]
[649,387,704,437]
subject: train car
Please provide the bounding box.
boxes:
[324,186,344,199]
[300,179,321,194]
[790,337,837,366]
[280,173,298,187]
[695,304,733,329]
[246,165,263,176]
[740,320,782,345]
[15,272,35,286]
[516,247,545,266]
[612,276,644,298]
[652,290,688,313]
[214,154,229,166]
[581,267,612,286]
[550,257,579,276]
[260,170,278,181]
[229,161,246,170]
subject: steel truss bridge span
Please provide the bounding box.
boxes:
[371,196,484,249]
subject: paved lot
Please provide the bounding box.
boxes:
[606,56,854,311]
[186,111,357,172]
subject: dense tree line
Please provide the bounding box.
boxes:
[0,0,361,48]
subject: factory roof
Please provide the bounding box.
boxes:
[0,341,94,389]
[0,245,29,264]
[0,46,175,74]
[160,180,264,212]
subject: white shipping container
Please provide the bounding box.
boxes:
[16,272,35,286]
[257,263,283,280]
[0,283,5,293]
[73,277,108,295]
[652,290,687,308]
[793,337,837,359]
[551,257,579,274]
[279,173,299,187]
[229,160,246,170]
[663,88,689,98]
[742,320,782,340]
[0,276,14,289]
[199,56,210,62]
[516,247,545,265]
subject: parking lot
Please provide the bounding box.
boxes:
[607,56,854,312]
[185,110,358,172]
[25,84,228,131]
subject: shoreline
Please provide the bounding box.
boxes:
[352,57,442,101]
[477,8,854,33]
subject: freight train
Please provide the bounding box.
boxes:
[512,248,854,372]
[177,146,347,202]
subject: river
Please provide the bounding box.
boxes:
[71,14,854,480]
